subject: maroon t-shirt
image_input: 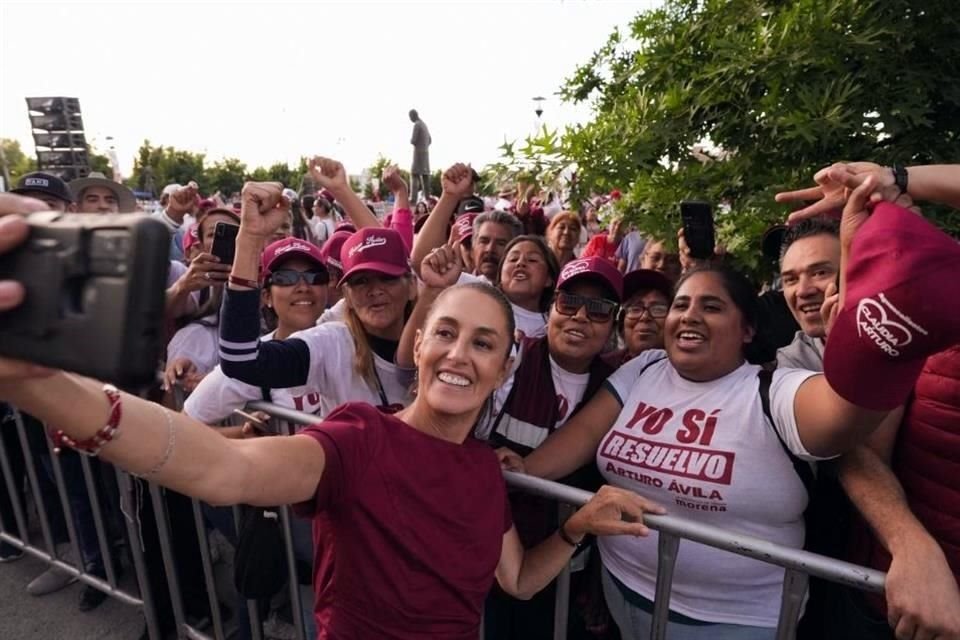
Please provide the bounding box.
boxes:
[294,402,513,639]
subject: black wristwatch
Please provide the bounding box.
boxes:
[558,523,586,549]
[891,164,909,195]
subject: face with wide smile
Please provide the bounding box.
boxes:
[264,256,328,337]
[665,271,754,382]
[780,234,840,339]
[414,287,513,417]
[343,272,414,338]
[500,240,553,311]
[622,289,669,356]
[547,281,616,373]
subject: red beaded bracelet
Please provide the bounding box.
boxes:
[51,384,122,456]
[228,274,259,289]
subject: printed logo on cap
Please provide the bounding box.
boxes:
[348,235,388,257]
[274,241,314,257]
[24,177,50,188]
[855,292,928,358]
[560,259,591,280]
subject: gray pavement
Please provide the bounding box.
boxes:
[0,552,143,640]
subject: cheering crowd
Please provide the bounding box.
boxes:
[0,157,958,640]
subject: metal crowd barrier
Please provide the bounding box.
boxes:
[0,397,889,640]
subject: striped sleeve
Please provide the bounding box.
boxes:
[219,288,311,388]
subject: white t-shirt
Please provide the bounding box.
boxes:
[597,351,821,627]
[308,217,335,244]
[184,331,326,423]
[511,303,548,341]
[317,298,346,325]
[478,345,590,446]
[288,321,415,415]
[167,320,219,375]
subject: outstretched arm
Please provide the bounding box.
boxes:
[0,372,325,507]
[310,157,381,231]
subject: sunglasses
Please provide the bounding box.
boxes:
[554,291,618,323]
[269,269,330,287]
[622,302,669,320]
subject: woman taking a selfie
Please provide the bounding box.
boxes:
[0,180,663,640]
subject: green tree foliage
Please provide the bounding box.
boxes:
[206,158,248,199]
[363,155,410,200]
[1,139,37,187]
[502,0,960,273]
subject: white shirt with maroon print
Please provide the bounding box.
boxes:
[597,351,822,627]
[185,331,326,424]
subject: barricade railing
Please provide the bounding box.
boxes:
[247,400,888,640]
[1,397,889,640]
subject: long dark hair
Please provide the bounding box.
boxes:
[494,235,561,314]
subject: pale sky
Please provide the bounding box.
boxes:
[0,0,655,179]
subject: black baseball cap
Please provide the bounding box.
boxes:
[11,172,73,204]
[457,195,484,215]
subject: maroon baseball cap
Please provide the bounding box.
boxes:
[320,230,353,272]
[623,269,673,303]
[260,237,326,283]
[338,227,410,286]
[556,257,624,302]
[453,213,478,241]
[823,202,960,410]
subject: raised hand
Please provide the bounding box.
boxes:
[238,181,288,239]
[382,165,407,194]
[777,162,891,223]
[441,163,474,199]
[168,181,199,216]
[309,157,350,195]
[420,241,463,290]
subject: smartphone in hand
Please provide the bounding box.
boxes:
[210,222,240,265]
[680,201,716,260]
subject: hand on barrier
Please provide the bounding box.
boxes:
[441,164,474,200]
[162,357,202,392]
[885,534,960,640]
[565,485,666,539]
[178,251,231,291]
[496,448,526,473]
[0,194,57,381]
[237,410,273,438]
[238,181,288,240]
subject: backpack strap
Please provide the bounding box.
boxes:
[757,369,815,495]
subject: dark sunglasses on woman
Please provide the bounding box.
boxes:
[269,269,330,287]
[553,291,619,323]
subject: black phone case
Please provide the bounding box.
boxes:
[0,212,169,386]
[681,201,716,260]
[211,222,239,265]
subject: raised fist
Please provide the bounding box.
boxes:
[382,165,407,193]
[441,164,474,199]
[309,157,349,194]
[168,181,199,215]
[239,181,288,239]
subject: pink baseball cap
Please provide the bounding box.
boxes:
[556,257,624,302]
[823,202,960,410]
[259,237,326,283]
[338,227,410,286]
[453,213,478,242]
[320,230,353,272]
[181,224,200,254]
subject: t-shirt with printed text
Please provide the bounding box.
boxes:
[597,350,822,627]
